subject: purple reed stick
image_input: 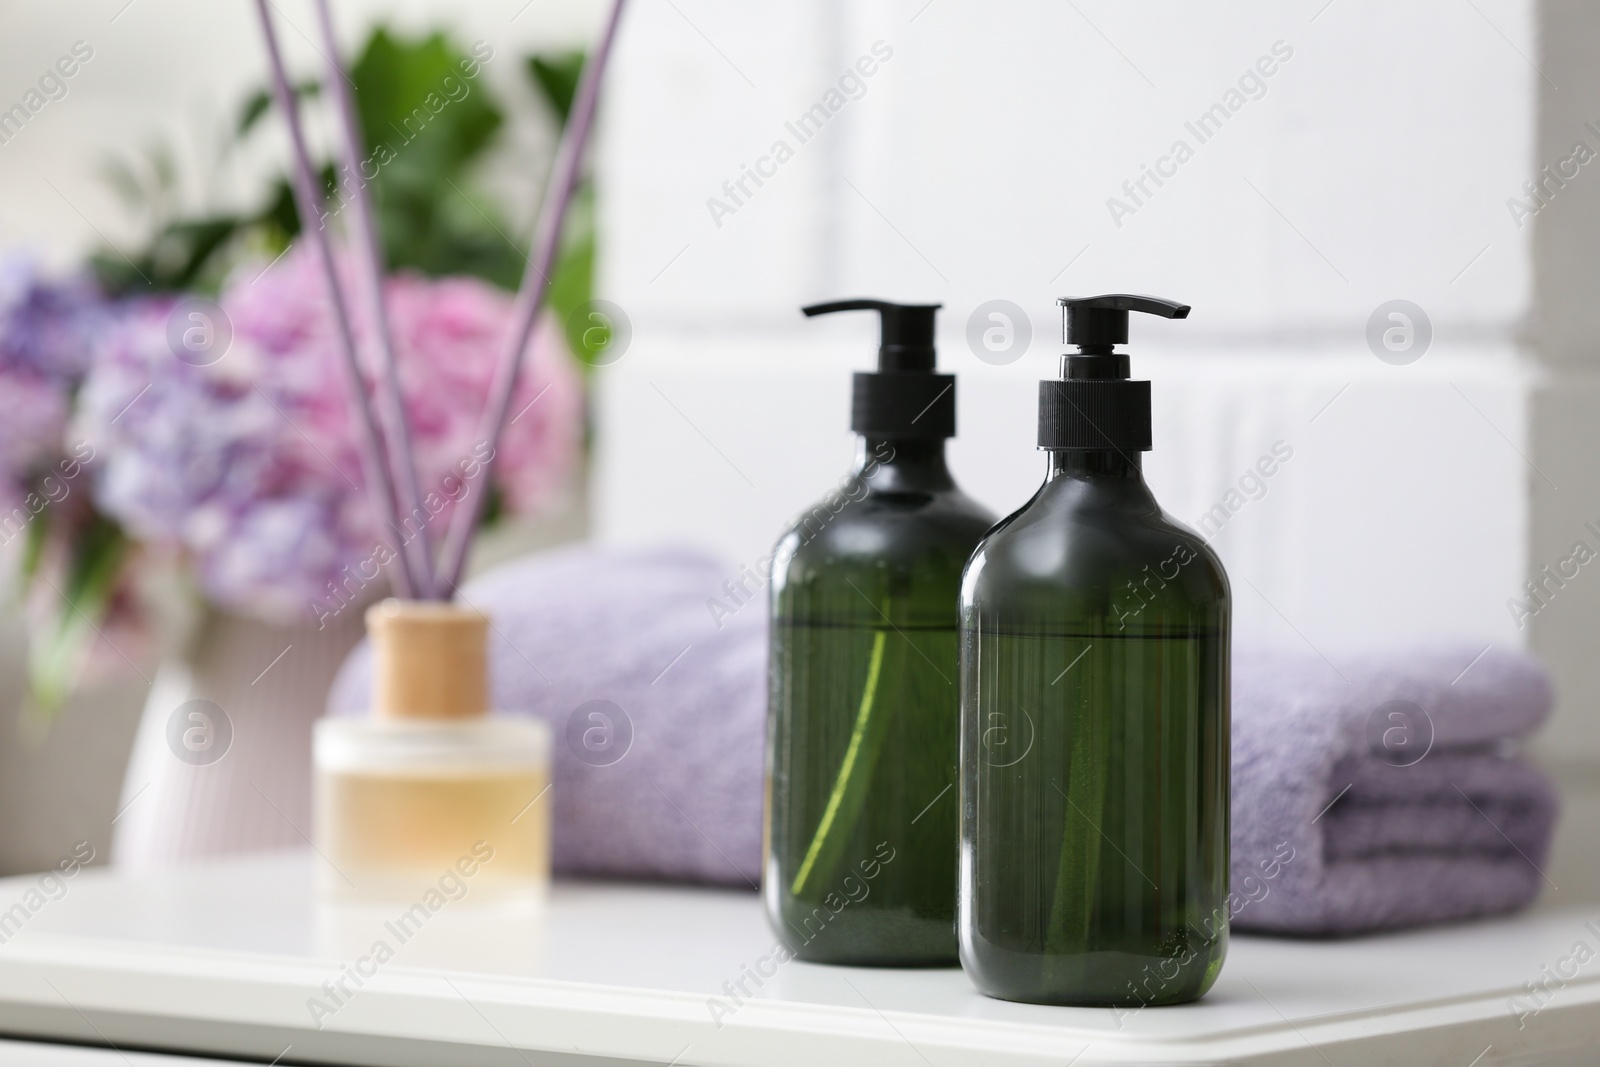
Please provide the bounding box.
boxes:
[434,0,628,592]
[250,0,417,599]
[311,0,438,600]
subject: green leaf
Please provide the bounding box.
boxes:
[546,187,600,364]
[236,80,321,139]
[26,514,130,716]
[98,154,149,215]
[526,51,586,126]
[92,215,246,298]
[351,30,503,186]
[18,501,49,588]
[345,30,524,283]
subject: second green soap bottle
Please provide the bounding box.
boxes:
[959,295,1231,1006]
[765,299,994,965]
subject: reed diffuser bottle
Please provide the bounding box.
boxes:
[314,601,552,907]
[959,295,1230,1005]
[766,299,995,965]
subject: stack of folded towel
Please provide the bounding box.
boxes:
[1230,645,1557,935]
[328,545,1560,934]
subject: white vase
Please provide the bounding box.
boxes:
[111,605,368,869]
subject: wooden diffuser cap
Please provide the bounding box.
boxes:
[366,600,488,720]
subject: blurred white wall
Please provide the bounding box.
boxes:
[590,0,1600,764]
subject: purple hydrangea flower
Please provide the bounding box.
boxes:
[0,252,105,515]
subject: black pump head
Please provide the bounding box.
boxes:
[1059,294,1189,352]
[1058,294,1190,380]
[1039,293,1190,452]
[803,299,941,372]
[802,298,954,440]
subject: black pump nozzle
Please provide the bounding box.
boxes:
[1057,294,1190,380]
[802,298,954,440]
[1039,293,1190,452]
[803,299,942,372]
[1059,294,1189,350]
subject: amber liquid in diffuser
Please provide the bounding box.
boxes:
[315,763,550,900]
[313,715,552,906]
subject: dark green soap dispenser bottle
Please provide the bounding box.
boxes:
[958,295,1231,1005]
[766,299,996,965]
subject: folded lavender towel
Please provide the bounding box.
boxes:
[1231,646,1559,935]
[327,545,767,886]
[329,546,1561,937]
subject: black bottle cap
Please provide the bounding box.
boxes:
[802,299,954,440]
[1039,294,1189,451]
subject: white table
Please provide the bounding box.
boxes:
[0,852,1594,1065]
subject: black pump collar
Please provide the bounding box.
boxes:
[1039,293,1190,452]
